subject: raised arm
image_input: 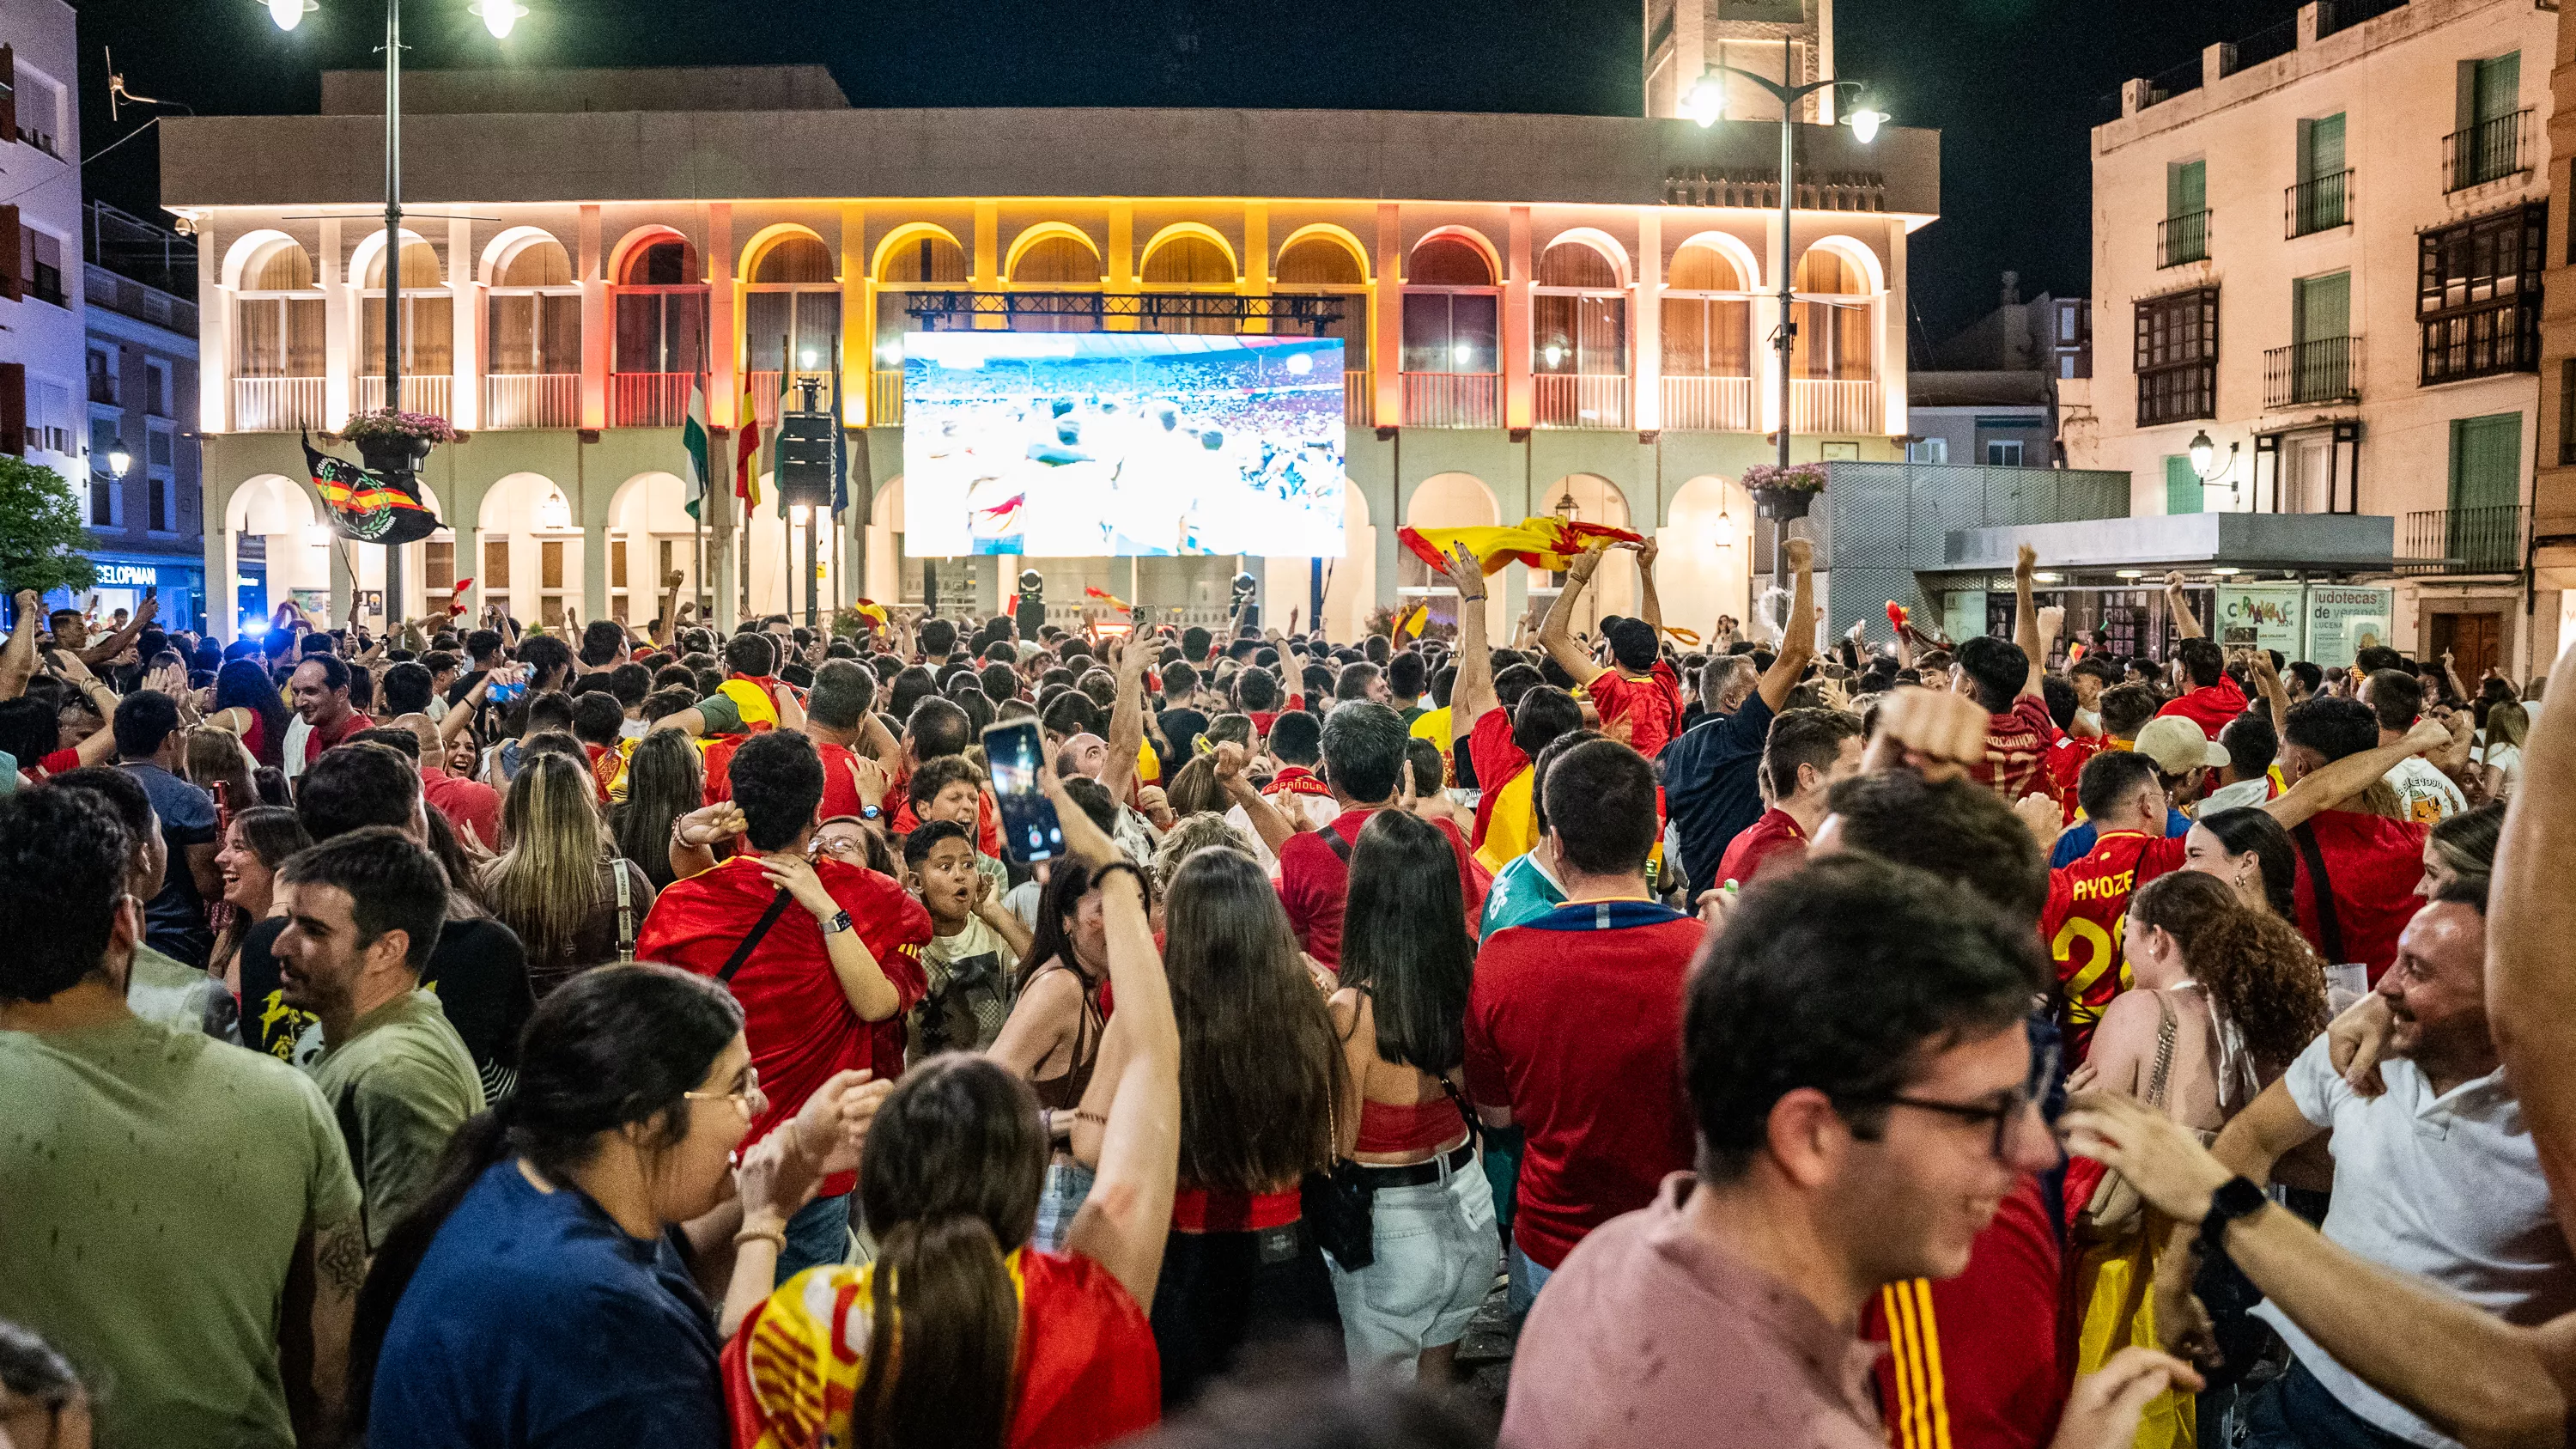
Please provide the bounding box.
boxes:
[1537,544,1608,689]
[1635,537,1664,636]
[77,593,155,667]
[1212,740,1302,855]
[2165,571,2203,640]
[1050,766,1182,1308]
[1440,544,1498,741]
[2265,718,2453,830]
[1753,536,1815,714]
[2,589,39,700]
[2011,545,2049,699]
[1099,624,1157,801]
[2494,639,2576,1253]
[2247,648,2293,738]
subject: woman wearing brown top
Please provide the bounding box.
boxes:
[988,856,1112,1251]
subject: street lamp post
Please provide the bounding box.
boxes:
[1681,69,1885,594]
[267,0,522,627]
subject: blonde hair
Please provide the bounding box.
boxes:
[479,752,615,981]
[2487,703,2530,756]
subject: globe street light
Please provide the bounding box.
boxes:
[106,441,131,478]
[2188,427,2241,502]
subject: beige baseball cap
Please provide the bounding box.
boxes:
[2132,715,2231,775]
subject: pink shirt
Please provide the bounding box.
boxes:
[1504,1173,1887,1449]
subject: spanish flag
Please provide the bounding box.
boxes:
[1084,587,1132,612]
[1397,515,1645,578]
[1662,625,1701,646]
[849,599,889,630]
[1391,603,1430,639]
[734,374,763,509]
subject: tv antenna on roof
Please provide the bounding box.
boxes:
[106,49,192,122]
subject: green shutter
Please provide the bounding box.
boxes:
[2166,454,2204,515]
[2294,271,2349,344]
[2448,414,2521,511]
[2476,53,2520,124]
[2168,160,2206,219]
[2300,114,2344,183]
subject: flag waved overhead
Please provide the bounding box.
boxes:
[1397,516,1646,577]
[302,435,441,545]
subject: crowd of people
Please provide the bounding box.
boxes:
[2,528,2572,1449]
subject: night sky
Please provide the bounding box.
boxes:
[76,0,2300,343]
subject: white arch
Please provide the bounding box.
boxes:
[221,230,315,292]
[1669,229,1764,292]
[1662,473,1753,637]
[225,472,315,534]
[478,471,571,533]
[1273,222,1372,283]
[346,227,446,289]
[1139,222,1239,280]
[1407,227,1503,286]
[478,224,574,286]
[1796,234,1887,295]
[608,470,697,533]
[1540,227,1631,288]
[608,224,697,287]
[1405,471,1498,527]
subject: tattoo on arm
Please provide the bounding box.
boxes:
[316,1218,369,1299]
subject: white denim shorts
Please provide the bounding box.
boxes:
[1324,1149,1498,1379]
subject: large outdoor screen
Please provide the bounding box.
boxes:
[902,332,1346,557]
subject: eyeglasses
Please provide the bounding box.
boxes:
[1870,1086,2044,1161]
[683,1065,762,1116]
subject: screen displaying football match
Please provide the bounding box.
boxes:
[902,332,1346,557]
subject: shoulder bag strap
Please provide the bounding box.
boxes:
[613,861,635,963]
[2143,991,2179,1110]
[718,889,798,985]
[1437,1071,1479,1148]
[2290,822,2348,965]
[1319,823,1352,862]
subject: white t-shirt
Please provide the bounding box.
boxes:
[2482,741,2524,801]
[279,715,313,781]
[2201,776,2272,813]
[2254,1037,2576,1446]
[1228,790,1342,877]
[2383,754,2468,825]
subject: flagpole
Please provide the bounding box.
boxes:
[692,371,708,625]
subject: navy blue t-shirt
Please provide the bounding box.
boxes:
[124,760,217,968]
[2049,807,2190,868]
[369,1158,724,1449]
[1660,691,1776,901]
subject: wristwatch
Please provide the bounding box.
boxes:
[819,909,854,936]
[859,803,883,821]
[2198,1174,2268,1255]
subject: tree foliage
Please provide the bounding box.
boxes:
[0,455,95,597]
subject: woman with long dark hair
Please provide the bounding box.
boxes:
[610,728,702,891]
[1139,846,1348,1405]
[726,764,1177,1449]
[987,857,1111,1251]
[354,964,871,1448]
[1323,810,1494,1384]
[206,658,292,770]
[209,805,310,996]
[2182,807,2300,921]
[480,752,657,999]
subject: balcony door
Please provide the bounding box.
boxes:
[2446,412,2521,569]
[2292,271,2350,402]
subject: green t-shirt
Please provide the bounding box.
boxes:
[308,988,488,1250]
[0,1012,362,1449]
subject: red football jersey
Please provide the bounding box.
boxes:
[2040,831,2185,1058]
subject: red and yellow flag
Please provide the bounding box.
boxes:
[1391,602,1430,639]
[1398,515,1645,578]
[1084,587,1132,612]
[734,374,763,509]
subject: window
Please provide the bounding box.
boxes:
[1534,241,1625,376]
[2163,160,2208,265]
[1272,235,1369,371]
[2560,359,2576,466]
[149,478,172,533]
[2447,413,2522,569]
[236,240,325,379]
[2165,455,2203,515]
[1662,243,1753,378]
[143,360,172,417]
[2293,114,2349,234]
[22,228,61,306]
[612,238,706,375]
[2136,287,2220,425]
[748,234,843,371]
[1402,293,1498,373]
[85,346,114,405]
[1985,441,2025,466]
[1909,437,1947,464]
[2420,203,2543,385]
[1791,249,1874,381]
[2451,52,2525,191]
[87,416,118,527]
[361,240,453,380]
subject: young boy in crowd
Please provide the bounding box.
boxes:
[906,754,1010,899]
[901,819,1033,1058]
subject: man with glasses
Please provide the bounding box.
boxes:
[1503,852,2197,1449]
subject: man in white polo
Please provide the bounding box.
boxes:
[2152,884,2576,1448]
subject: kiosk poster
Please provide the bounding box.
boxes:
[2215,583,2306,659]
[2305,586,2393,670]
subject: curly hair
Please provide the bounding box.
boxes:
[2130,870,2327,1079]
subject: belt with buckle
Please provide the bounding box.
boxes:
[1352,1139,1477,1190]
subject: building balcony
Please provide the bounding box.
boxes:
[870,369,903,428]
[1400,371,1501,429]
[1790,377,1879,434]
[483,373,580,429]
[2286,171,2352,237]
[2421,301,2540,385]
[1660,375,1753,431]
[2158,210,2210,268]
[2445,110,2530,192]
[231,376,324,432]
[1534,374,1628,429]
[611,371,693,428]
[2263,337,2360,409]
[1343,370,1373,427]
[2137,363,2217,427]
[2399,504,2524,575]
[749,369,837,427]
[355,374,453,421]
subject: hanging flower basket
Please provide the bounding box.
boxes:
[1741,461,1828,521]
[337,409,461,478]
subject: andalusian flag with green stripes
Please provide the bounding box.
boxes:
[681,374,710,520]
